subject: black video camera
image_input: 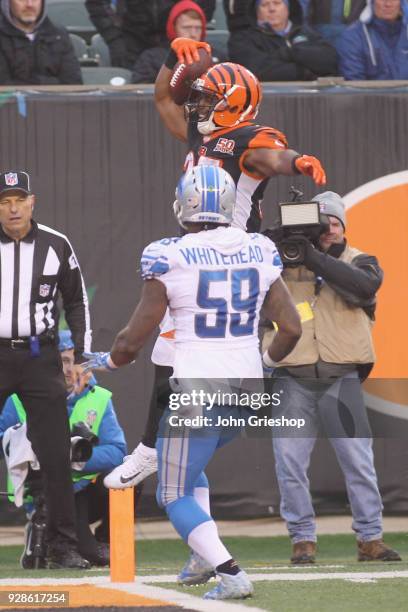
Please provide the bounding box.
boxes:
[70,421,99,463]
[264,189,329,265]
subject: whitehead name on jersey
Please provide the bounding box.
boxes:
[141,227,282,378]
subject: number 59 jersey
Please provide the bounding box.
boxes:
[141,227,282,378]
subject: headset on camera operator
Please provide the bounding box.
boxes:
[261,191,401,565]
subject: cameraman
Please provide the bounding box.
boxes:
[263,191,401,565]
[0,330,127,568]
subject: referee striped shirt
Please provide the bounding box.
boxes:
[0,220,91,362]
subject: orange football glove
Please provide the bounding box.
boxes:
[294,155,326,186]
[171,37,211,65]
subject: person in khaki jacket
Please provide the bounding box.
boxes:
[262,191,401,565]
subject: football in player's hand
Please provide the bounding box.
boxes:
[169,48,212,106]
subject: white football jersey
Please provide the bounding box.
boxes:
[142,227,282,377]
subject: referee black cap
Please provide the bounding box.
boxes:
[0,171,31,196]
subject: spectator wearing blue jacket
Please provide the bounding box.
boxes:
[337,0,408,79]
[0,330,127,568]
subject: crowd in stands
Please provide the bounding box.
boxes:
[0,0,406,84]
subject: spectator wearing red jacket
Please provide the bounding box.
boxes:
[132,0,225,83]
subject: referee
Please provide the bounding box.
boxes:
[0,170,91,569]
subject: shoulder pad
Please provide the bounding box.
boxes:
[248,126,288,150]
[140,238,180,280]
[255,234,283,269]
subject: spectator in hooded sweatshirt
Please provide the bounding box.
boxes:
[337,0,408,79]
[131,0,226,83]
[85,0,215,69]
[226,0,338,81]
[0,0,83,84]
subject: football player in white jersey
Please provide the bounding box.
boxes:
[83,166,301,600]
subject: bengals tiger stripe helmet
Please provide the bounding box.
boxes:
[186,63,262,135]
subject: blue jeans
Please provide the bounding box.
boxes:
[272,372,383,543]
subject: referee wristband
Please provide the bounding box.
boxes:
[262,351,277,368]
[164,49,178,70]
[291,154,302,174]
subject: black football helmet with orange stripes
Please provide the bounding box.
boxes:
[186,62,262,135]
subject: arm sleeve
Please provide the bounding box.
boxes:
[58,239,92,363]
[82,400,127,473]
[305,249,383,306]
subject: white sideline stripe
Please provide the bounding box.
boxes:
[100,580,265,612]
[2,570,408,587]
[0,576,263,612]
[141,570,408,582]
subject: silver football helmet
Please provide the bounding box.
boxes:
[173,165,236,228]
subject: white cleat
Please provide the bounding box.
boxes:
[103,443,158,489]
[177,551,216,585]
[203,570,253,600]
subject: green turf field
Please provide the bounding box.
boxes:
[157,578,408,612]
[1,533,407,611]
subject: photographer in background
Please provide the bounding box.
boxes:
[262,191,401,564]
[0,330,127,568]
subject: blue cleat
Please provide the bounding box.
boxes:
[177,551,216,585]
[203,570,253,600]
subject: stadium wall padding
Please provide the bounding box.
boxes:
[0,86,407,521]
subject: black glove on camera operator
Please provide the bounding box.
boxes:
[70,421,99,469]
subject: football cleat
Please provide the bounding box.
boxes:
[177,551,216,585]
[103,443,158,489]
[203,570,253,600]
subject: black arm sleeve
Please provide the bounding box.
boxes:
[304,249,383,306]
[58,240,92,363]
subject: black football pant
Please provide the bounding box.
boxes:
[75,475,109,559]
[0,343,77,548]
[75,474,144,558]
[141,364,172,448]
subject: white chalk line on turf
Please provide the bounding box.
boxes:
[142,570,408,583]
[0,576,263,612]
[2,570,408,587]
[100,579,265,612]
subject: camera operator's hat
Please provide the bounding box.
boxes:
[0,171,31,196]
[58,329,74,352]
[313,191,346,228]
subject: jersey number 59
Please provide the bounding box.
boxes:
[195,269,260,338]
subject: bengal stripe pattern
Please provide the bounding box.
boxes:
[202,62,262,120]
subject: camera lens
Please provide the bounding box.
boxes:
[282,242,300,262]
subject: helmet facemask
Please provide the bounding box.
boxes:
[185,85,229,135]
